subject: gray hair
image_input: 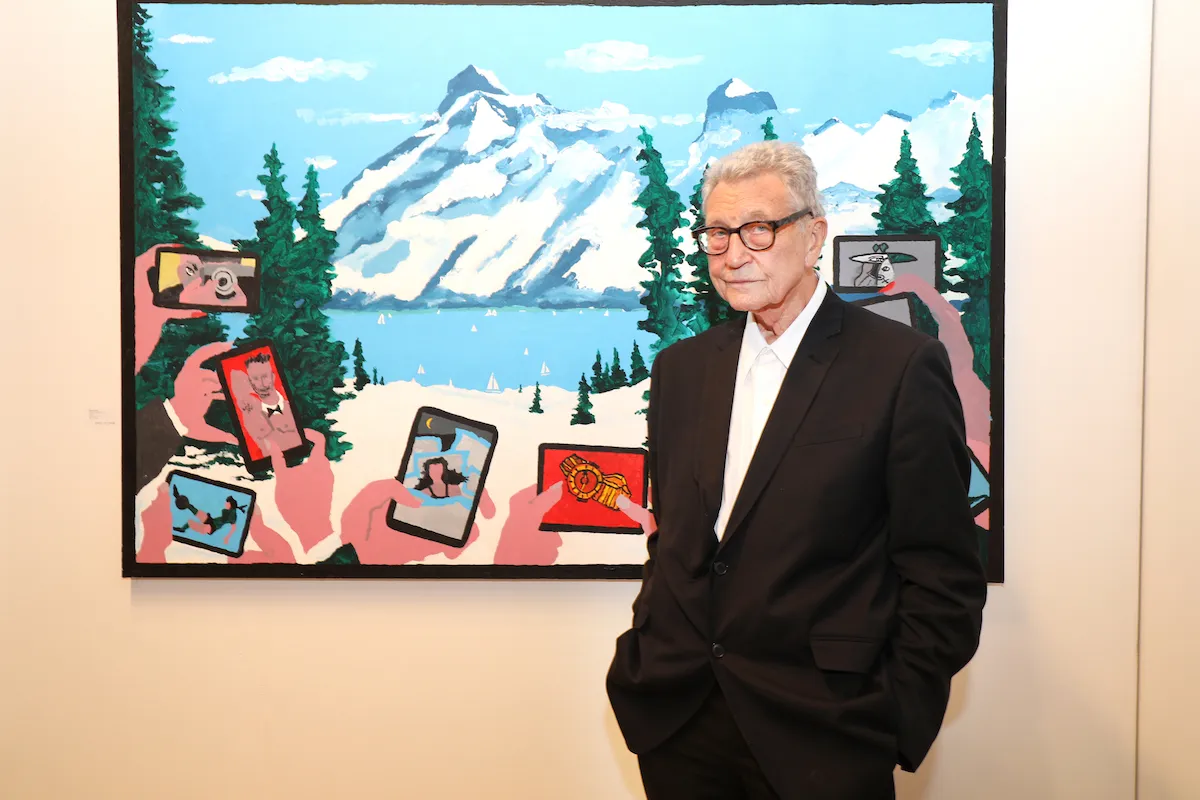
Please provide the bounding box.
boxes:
[701,140,825,219]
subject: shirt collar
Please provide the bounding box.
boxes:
[740,277,828,370]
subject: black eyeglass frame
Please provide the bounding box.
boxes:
[692,208,814,255]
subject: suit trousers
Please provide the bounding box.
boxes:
[637,683,781,800]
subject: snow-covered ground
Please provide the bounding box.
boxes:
[135,378,653,568]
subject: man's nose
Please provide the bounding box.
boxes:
[724,233,752,267]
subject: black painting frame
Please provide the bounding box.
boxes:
[119,0,1007,581]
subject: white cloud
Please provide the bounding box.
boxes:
[784,108,801,115]
[856,123,872,129]
[659,114,696,126]
[548,41,702,73]
[167,34,214,45]
[305,155,337,170]
[544,101,657,133]
[236,189,265,201]
[889,39,992,67]
[209,56,371,85]
[295,107,436,126]
[804,122,821,129]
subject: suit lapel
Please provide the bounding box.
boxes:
[694,315,746,529]
[717,290,846,551]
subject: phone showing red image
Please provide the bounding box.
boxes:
[213,340,311,473]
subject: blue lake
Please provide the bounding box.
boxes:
[223,308,658,393]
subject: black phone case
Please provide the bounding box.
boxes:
[150,246,261,313]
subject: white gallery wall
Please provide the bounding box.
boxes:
[0,0,1182,797]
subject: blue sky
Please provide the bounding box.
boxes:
[143,2,994,243]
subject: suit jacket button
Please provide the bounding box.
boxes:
[713,561,728,575]
[712,643,725,658]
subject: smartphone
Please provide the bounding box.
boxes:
[537,443,648,534]
[166,470,256,558]
[213,339,312,474]
[385,407,499,548]
[151,246,261,313]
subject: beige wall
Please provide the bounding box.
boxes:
[0,0,1176,797]
[1138,0,1200,796]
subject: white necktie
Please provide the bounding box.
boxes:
[718,347,786,541]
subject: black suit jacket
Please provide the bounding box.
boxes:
[607,289,987,798]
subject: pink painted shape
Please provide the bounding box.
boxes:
[494,482,566,566]
[269,428,335,553]
[134,245,206,373]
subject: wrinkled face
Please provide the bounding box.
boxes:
[246,360,277,398]
[705,172,826,315]
[177,255,247,306]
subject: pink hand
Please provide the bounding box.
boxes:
[134,245,206,372]
[171,342,238,445]
[339,479,495,564]
[137,484,174,563]
[616,494,658,535]
[228,509,296,564]
[268,428,334,553]
[493,482,566,566]
[882,274,991,462]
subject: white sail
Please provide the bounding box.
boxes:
[470,324,478,332]
[523,348,529,356]
[417,364,425,375]
[603,310,609,317]
[486,373,500,392]
[448,378,454,388]
[377,313,385,325]
[540,362,550,376]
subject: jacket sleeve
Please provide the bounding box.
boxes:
[885,337,988,771]
[134,399,184,493]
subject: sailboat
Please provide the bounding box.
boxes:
[603,310,609,317]
[377,313,386,325]
[540,362,550,376]
[436,308,441,315]
[551,310,557,316]
[447,378,454,388]
[486,373,500,392]
[485,309,498,317]
[523,348,529,356]
[388,313,393,318]
[416,364,425,375]
[470,324,478,332]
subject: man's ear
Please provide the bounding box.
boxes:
[806,217,829,269]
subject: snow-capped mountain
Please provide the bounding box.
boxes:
[325,66,648,309]
[672,78,778,191]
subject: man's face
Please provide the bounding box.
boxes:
[705,171,827,314]
[246,360,277,398]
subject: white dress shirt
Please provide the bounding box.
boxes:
[714,277,828,541]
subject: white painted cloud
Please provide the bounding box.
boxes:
[295,107,435,126]
[659,114,695,126]
[784,108,801,115]
[544,101,656,133]
[548,41,702,73]
[167,34,214,45]
[305,155,337,170]
[236,189,265,201]
[890,39,992,67]
[804,122,821,129]
[209,56,371,85]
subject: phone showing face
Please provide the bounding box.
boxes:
[151,246,261,313]
[213,339,312,474]
[385,407,499,548]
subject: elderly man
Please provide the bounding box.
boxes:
[606,141,986,799]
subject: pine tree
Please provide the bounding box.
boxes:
[634,127,692,356]
[590,350,608,393]
[529,382,544,414]
[571,374,595,425]
[352,338,370,391]
[380,377,386,386]
[874,130,946,292]
[372,367,379,385]
[762,116,778,141]
[943,113,992,389]
[235,148,350,461]
[684,167,735,334]
[629,342,650,384]
[609,347,629,388]
[130,4,225,410]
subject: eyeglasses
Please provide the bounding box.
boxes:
[692,209,813,255]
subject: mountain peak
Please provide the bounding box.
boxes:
[884,109,912,122]
[437,65,510,115]
[929,90,962,111]
[704,78,777,128]
[812,117,845,136]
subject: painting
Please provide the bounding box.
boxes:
[121,0,1005,580]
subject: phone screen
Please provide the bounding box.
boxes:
[153,247,261,313]
[215,340,310,473]
[386,407,498,548]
